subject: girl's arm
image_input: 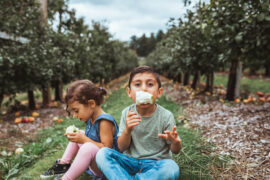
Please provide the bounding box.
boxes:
[66,120,115,148]
[98,120,115,148]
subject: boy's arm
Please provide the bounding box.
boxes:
[118,110,141,151]
[170,133,182,154]
[158,126,182,154]
[118,128,132,151]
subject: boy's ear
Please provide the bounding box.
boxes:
[157,87,163,98]
[88,99,96,108]
[126,87,132,98]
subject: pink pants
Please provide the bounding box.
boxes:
[60,142,102,180]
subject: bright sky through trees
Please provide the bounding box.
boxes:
[69,0,208,41]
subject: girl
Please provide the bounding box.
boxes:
[40,80,119,180]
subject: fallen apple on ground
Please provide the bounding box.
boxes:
[234,98,240,103]
[32,112,39,117]
[256,91,264,97]
[14,117,22,124]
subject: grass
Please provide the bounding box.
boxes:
[2,86,230,180]
[204,73,270,94]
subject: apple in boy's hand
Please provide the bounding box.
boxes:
[66,125,79,134]
[136,91,153,105]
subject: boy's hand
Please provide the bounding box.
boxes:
[158,126,181,144]
[125,110,141,133]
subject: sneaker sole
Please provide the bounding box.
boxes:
[40,173,64,179]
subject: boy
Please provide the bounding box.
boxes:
[96,66,181,180]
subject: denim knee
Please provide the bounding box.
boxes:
[158,160,179,180]
[96,147,111,166]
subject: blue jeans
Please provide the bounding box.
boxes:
[96,147,179,180]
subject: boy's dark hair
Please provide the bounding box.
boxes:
[65,79,107,106]
[128,66,161,88]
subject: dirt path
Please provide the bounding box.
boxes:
[161,77,270,179]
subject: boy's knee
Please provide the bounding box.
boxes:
[159,160,179,179]
[96,147,111,164]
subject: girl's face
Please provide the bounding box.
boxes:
[68,100,93,122]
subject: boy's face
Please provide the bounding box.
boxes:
[127,72,163,108]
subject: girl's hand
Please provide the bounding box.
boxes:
[65,132,88,144]
[125,110,141,133]
[158,126,181,144]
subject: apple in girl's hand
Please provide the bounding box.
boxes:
[136,91,153,105]
[66,125,79,134]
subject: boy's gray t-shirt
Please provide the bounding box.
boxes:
[118,104,176,160]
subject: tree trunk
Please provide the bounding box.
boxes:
[42,84,51,107]
[177,73,182,83]
[204,72,214,93]
[28,90,36,110]
[183,72,190,86]
[226,59,241,101]
[265,62,270,77]
[54,80,63,102]
[191,70,200,90]
[39,0,47,25]
[234,61,242,98]
[0,92,3,110]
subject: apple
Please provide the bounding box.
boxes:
[66,125,79,133]
[205,91,211,96]
[15,148,24,154]
[32,112,39,117]
[259,97,266,102]
[53,116,58,122]
[22,117,29,123]
[136,91,153,105]
[219,84,224,88]
[234,98,240,103]
[28,117,35,122]
[256,91,264,97]
[14,118,22,124]
[57,118,63,123]
[15,112,21,117]
[243,99,249,103]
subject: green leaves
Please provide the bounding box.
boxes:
[235,33,243,44]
